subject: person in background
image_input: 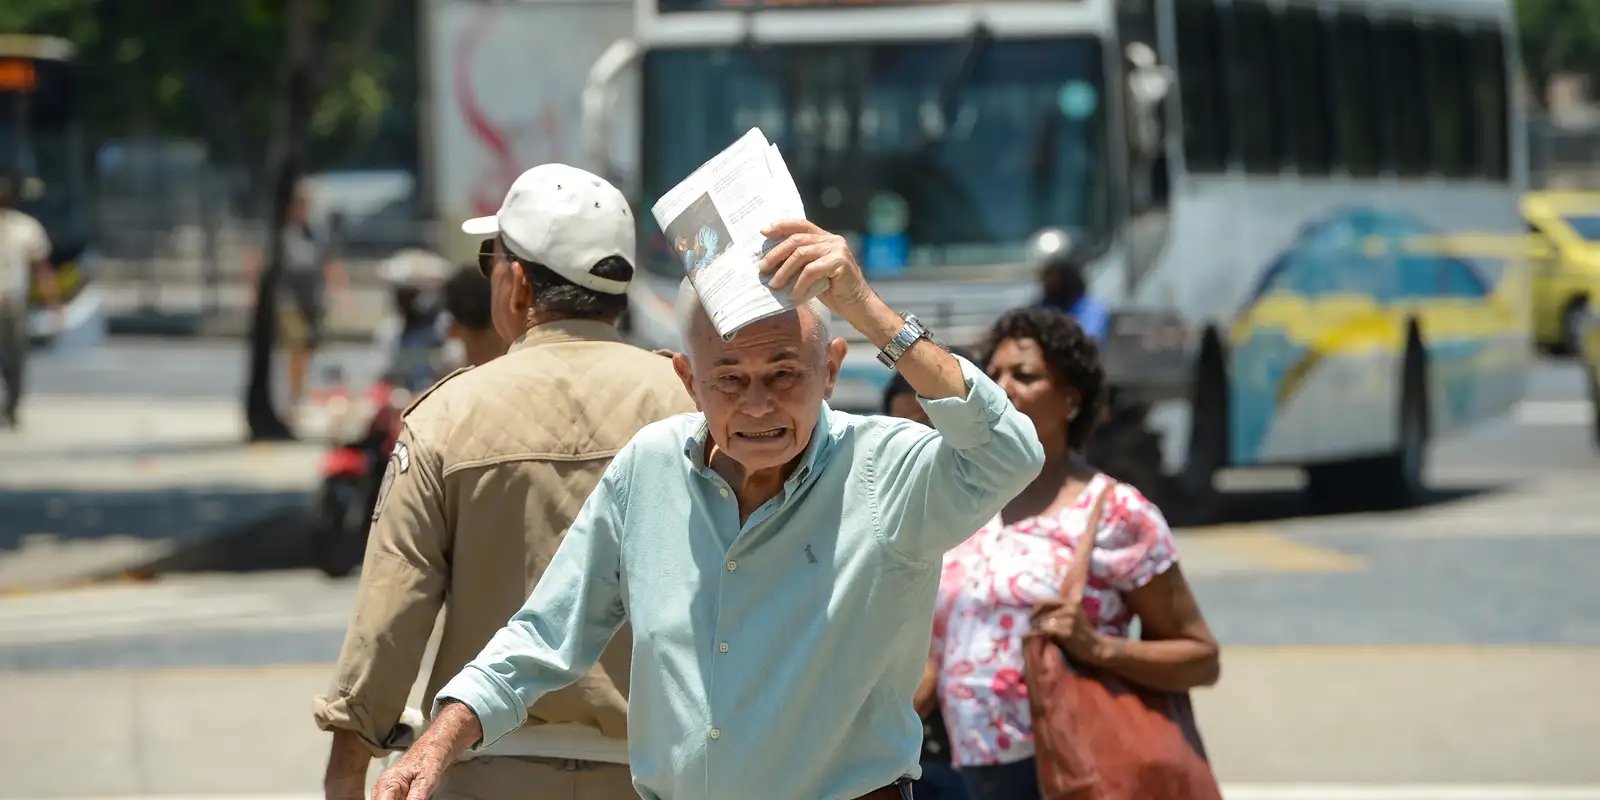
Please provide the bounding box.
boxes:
[314,164,695,800]
[882,354,976,800]
[0,170,60,429]
[1033,228,1109,342]
[930,306,1219,799]
[244,183,352,418]
[440,263,506,368]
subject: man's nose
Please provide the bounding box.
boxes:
[740,380,775,416]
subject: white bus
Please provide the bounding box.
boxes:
[583,0,1531,513]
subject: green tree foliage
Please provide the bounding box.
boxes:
[1519,0,1600,106]
[0,0,415,181]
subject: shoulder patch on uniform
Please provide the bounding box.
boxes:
[371,441,409,523]
[402,365,475,418]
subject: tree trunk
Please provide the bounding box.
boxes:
[244,0,317,442]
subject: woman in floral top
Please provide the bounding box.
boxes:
[929,307,1222,799]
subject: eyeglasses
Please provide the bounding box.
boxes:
[477,238,497,278]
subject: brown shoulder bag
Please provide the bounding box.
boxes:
[1021,480,1223,800]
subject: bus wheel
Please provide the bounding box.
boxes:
[1555,298,1589,357]
[1586,357,1600,451]
[1172,343,1229,525]
[1307,343,1429,511]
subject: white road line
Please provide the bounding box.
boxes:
[12,788,1600,800]
[0,586,350,645]
[1515,400,1593,427]
[1224,786,1600,800]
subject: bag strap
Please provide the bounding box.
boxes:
[1057,476,1116,608]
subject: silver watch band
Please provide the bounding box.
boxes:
[877,314,930,369]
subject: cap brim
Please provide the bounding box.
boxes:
[461,215,499,236]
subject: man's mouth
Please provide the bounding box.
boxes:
[735,428,787,440]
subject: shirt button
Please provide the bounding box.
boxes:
[719,487,730,498]
[718,642,730,654]
[726,560,737,572]
[709,728,722,740]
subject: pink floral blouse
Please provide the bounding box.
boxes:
[930,473,1178,767]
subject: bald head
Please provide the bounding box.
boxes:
[674,279,832,364]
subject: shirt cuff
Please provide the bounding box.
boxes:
[432,663,527,750]
[918,354,1009,450]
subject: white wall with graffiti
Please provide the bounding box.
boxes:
[425,0,632,262]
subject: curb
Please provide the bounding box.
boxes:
[106,311,381,344]
[0,505,320,597]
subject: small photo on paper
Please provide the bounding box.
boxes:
[665,192,735,275]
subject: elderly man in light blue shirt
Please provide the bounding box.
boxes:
[375,219,1044,800]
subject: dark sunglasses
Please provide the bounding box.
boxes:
[477,237,497,278]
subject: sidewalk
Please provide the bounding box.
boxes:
[0,395,328,591]
[99,280,391,342]
[2,646,1596,797]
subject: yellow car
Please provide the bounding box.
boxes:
[1521,191,1600,354]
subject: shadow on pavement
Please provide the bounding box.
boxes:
[0,485,321,583]
[1203,484,1502,527]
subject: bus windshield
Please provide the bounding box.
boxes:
[0,53,88,260]
[639,36,1108,279]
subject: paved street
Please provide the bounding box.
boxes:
[1,341,1598,797]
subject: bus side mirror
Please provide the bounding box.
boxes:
[1124,42,1172,162]
[581,38,643,196]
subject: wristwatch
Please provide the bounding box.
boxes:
[877,313,931,369]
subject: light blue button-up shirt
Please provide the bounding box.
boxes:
[435,355,1043,799]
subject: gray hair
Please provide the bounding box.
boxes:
[675,278,832,357]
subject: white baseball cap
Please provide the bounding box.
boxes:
[461,164,636,295]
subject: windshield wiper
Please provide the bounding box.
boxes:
[918,21,992,154]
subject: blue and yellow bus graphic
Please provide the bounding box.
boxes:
[1228,207,1531,465]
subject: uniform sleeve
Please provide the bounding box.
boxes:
[869,355,1045,565]
[1093,482,1178,593]
[431,448,632,750]
[312,425,451,755]
[21,215,50,263]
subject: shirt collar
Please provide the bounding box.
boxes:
[683,403,837,495]
[507,319,623,355]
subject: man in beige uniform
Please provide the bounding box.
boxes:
[314,164,694,800]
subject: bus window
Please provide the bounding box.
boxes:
[1284,5,1332,176]
[1471,27,1510,181]
[1332,11,1383,177]
[1381,20,1431,177]
[1231,0,1286,174]
[1176,0,1227,172]
[1425,26,1475,178]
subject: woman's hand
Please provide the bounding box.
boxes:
[1032,599,1116,666]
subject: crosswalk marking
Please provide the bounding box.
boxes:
[0,579,353,647]
[1515,400,1593,427]
[10,787,1600,800]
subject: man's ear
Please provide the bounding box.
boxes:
[821,336,847,400]
[672,352,702,411]
[511,260,533,318]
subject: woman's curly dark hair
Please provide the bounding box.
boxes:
[984,306,1106,450]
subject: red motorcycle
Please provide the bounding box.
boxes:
[309,369,414,578]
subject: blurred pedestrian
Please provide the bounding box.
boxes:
[370,219,1044,800]
[244,182,351,419]
[1033,229,1109,342]
[440,262,506,368]
[313,164,695,800]
[374,248,452,393]
[928,306,1219,799]
[0,170,60,429]
[882,358,976,800]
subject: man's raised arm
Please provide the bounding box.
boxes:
[760,220,1045,563]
